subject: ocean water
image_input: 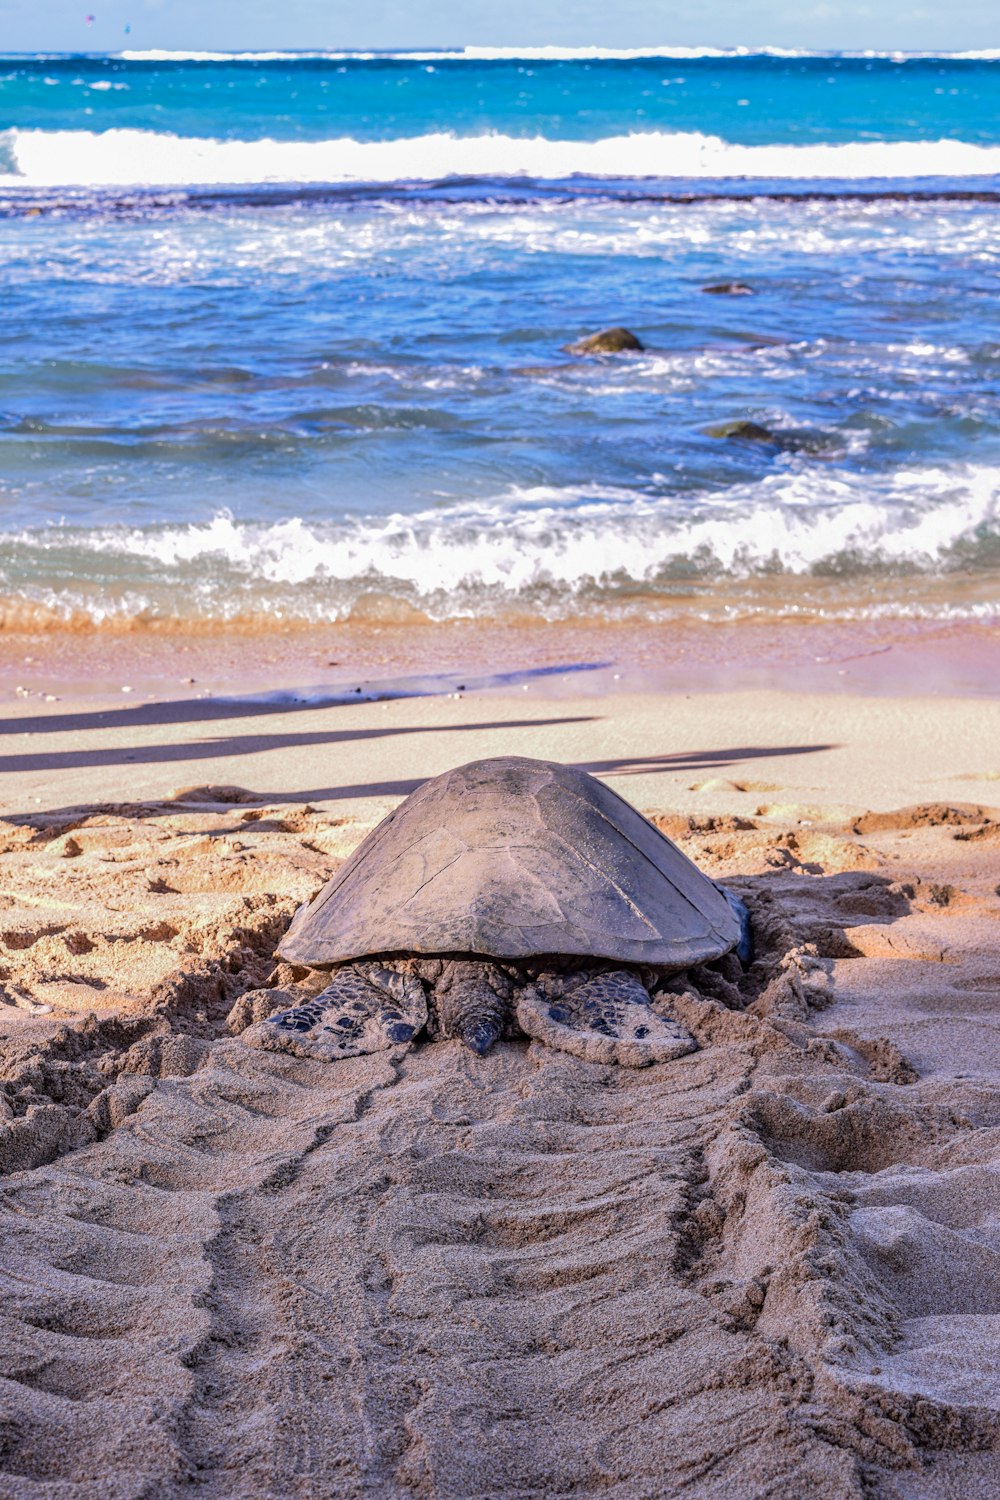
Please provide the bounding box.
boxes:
[1,50,998,629]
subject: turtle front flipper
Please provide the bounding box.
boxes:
[517,970,696,1068]
[243,964,428,1062]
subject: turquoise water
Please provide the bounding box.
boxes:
[4,52,1000,146]
[0,52,998,627]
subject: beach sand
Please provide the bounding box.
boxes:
[1,620,999,1497]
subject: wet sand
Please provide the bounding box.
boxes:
[2,614,999,705]
[1,625,999,1497]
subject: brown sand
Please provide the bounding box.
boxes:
[1,654,999,1497]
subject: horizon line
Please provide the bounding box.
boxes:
[2,45,999,62]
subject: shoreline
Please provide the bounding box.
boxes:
[5,615,999,709]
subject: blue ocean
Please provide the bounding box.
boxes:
[1,49,998,628]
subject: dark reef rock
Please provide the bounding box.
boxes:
[705,420,838,455]
[706,420,777,443]
[567,326,645,355]
[702,281,755,296]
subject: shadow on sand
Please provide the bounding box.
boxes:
[0,717,603,776]
[4,741,838,825]
[268,743,839,804]
[0,661,612,741]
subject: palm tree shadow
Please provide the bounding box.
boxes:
[0,716,599,776]
[280,742,838,803]
[4,741,837,835]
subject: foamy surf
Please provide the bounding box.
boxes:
[107,47,1000,62]
[4,51,998,640]
[4,126,1000,189]
[3,465,997,628]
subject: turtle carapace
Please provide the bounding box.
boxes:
[243,757,752,1068]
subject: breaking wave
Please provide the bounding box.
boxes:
[3,464,998,627]
[3,126,1000,190]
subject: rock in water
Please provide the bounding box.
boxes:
[567,326,645,354]
[705,420,838,456]
[702,281,754,295]
[705,420,778,443]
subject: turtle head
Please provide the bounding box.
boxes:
[434,959,512,1056]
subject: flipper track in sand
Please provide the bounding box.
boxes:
[2,801,999,1498]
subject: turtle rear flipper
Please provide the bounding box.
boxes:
[243,964,428,1062]
[517,970,696,1068]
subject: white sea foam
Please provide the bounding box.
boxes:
[3,197,994,288]
[3,126,999,189]
[9,465,997,620]
[109,47,1000,62]
[112,47,810,62]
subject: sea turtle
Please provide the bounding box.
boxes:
[243,756,752,1068]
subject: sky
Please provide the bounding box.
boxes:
[0,0,996,54]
